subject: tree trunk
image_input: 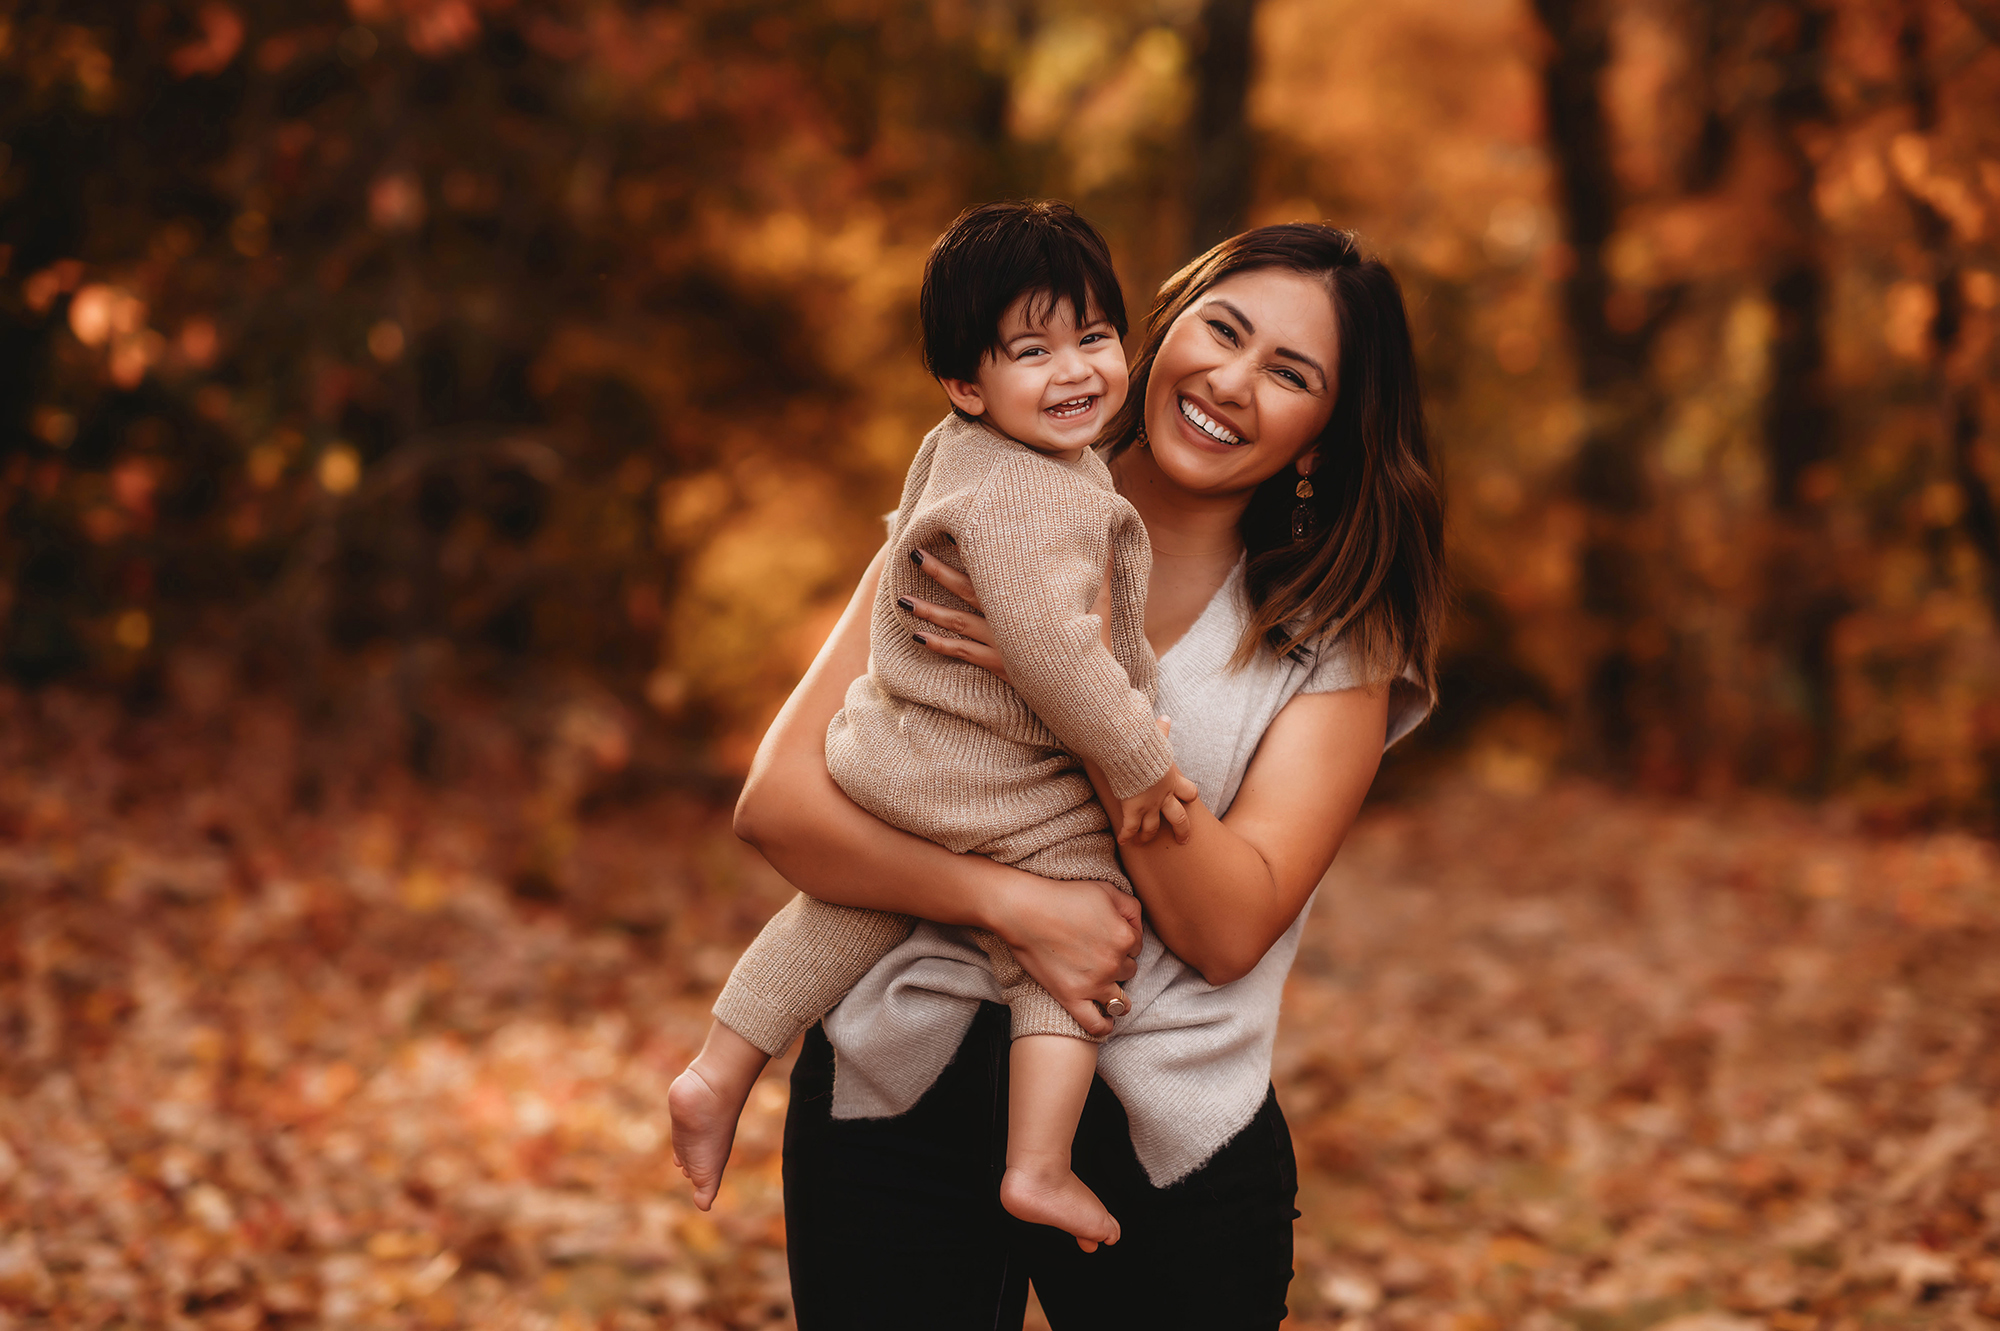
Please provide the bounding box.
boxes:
[1188,0,1256,256]
[1757,0,1843,788]
[1763,4,1834,512]
[1900,1,2000,617]
[1531,0,1666,774]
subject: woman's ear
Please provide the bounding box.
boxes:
[939,377,986,417]
[1296,450,1319,478]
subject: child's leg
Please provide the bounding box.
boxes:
[669,1022,770,1210]
[971,928,1120,1249]
[712,894,917,1058]
[1000,1034,1120,1251]
[673,893,915,1210]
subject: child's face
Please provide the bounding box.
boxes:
[940,292,1129,460]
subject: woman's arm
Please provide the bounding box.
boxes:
[732,543,1142,1035]
[903,553,1390,986]
[1100,688,1388,985]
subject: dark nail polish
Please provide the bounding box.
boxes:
[912,633,927,645]
[909,549,924,565]
[896,597,913,612]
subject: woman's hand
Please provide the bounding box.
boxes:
[901,549,1007,680]
[737,542,1144,1034]
[913,548,1192,849]
[988,874,1144,1037]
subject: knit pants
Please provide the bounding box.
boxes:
[712,837,1121,1058]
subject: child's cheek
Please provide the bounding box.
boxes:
[1102,360,1132,416]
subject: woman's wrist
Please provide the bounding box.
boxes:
[964,860,1039,942]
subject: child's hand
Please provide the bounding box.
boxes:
[1115,762,1199,846]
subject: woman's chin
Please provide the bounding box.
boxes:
[1154,427,1290,496]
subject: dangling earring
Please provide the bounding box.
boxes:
[1135,423,1149,450]
[1290,475,1316,542]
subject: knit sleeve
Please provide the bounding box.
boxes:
[956,458,1175,800]
[1300,640,1431,750]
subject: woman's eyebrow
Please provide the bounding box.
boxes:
[1205,298,1255,333]
[1206,298,1326,386]
[1276,346,1327,386]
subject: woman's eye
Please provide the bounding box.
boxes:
[1274,367,1305,388]
[1207,319,1238,342]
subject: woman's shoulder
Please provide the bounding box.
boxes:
[1292,635,1431,748]
[1162,562,1429,750]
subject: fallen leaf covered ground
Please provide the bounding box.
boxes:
[2,689,1997,1329]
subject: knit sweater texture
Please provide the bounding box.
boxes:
[821,556,1431,1185]
[711,413,1175,1058]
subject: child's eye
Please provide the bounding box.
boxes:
[1081,332,1108,346]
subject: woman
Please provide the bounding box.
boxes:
[733,224,1444,1327]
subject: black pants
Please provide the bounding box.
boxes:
[784,1002,1299,1329]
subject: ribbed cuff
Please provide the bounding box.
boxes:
[1005,983,1100,1044]
[712,979,812,1058]
[1098,721,1176,801]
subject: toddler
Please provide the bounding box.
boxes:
[668,200,1195,1250]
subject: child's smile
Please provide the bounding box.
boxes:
[1046,393,1101,423]
[940,290,1130,462]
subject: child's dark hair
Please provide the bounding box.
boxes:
[919,200,1128,382]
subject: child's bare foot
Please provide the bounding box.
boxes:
[1001,1160,1121,1252]
[668,1023,770,1211]
[668,1064,739,1210]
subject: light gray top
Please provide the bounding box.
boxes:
[822,557,1429,1185]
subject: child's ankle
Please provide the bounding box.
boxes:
[1004,1147,1075,1182]
[688,1022,772,1105]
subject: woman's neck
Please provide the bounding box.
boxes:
[1109,446,1249,568]
[1108,445,1252,657]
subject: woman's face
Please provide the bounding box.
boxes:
[1141,267,1339,498]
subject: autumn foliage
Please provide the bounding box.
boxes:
[5,0,2000,813]
[4,0,2000,1327]
[7,689,2000,1327]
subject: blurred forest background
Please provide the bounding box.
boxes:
[4,0,2000,1328]
[4,0,1999,820]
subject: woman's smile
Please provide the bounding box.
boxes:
[1175,394,1245,448]
[1136,268,1340,495]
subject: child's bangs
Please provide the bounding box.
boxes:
[1018,254,1110,333]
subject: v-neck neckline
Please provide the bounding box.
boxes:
[1156,554,1246,669]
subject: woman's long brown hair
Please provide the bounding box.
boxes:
[1103,225,1446,702]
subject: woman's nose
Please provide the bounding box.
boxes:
[1206,352,1254,405]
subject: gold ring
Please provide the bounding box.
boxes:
[1104,996,1130,1018]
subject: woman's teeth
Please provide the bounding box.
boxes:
[1046,396,1095,419]
[1179,397,1241,445]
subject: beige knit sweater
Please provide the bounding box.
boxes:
[713,412,1174,1057]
